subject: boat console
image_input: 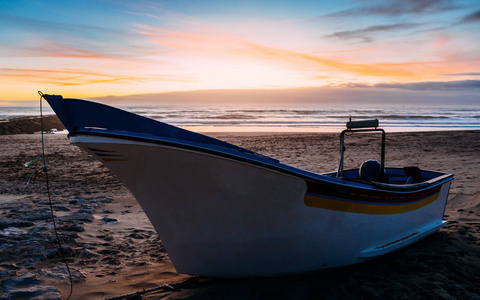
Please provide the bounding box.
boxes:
[337,117,385,180]
[333,118,450,189]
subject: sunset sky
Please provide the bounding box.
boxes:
[1,0,479,104]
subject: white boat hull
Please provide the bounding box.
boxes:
[72,135,451,278]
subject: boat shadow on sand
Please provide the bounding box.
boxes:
[157,228,479,300]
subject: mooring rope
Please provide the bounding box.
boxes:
[25,91,74,300]
[29,93,195,300]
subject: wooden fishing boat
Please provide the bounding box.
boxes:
[42,94,453,278]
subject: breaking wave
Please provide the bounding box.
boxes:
[2,104,479,131]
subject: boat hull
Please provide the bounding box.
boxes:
[72,135,451,278]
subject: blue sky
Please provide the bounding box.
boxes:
[1,0,479,104]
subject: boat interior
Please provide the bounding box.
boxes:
[326,118,448,190]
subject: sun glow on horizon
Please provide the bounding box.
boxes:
[1,0,479,102]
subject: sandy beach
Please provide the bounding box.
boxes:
[1,128,479,299]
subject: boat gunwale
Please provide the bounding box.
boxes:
[71,129,454,195]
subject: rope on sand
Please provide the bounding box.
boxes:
[25,91,74,300]
[101,277,200,300]
[29,93,197,300]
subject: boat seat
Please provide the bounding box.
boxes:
[404,166,422,183]
[359,160,387,182]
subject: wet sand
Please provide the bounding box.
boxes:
[1,130,479,299]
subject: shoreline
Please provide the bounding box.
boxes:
[1,131,479,299]
[1,114,479,136]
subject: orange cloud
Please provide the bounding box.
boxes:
[0,68,194,86]
[134,24,427,82]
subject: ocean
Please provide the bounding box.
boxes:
[1,104,479,132]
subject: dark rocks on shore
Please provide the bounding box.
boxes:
[0,115,66,135]
[1,273,61,300]
[0,195,111,298]
[103,217,118,223]
[0,220,34,230]
[36,265,86,282]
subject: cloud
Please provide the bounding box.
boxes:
[0,39,112,59]
[458,9,480,24]
[332,80,480,91]
[0,68,192,86]
[0,13,143,59]
[134,24,418,80]
[89,81,480,106]
[326,0,459,17]
[441,72,480,76]
[0,14,121,40]
[373,80,480,90]
[324,23,419,43]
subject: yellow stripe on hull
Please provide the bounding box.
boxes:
[304,192,439,215]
